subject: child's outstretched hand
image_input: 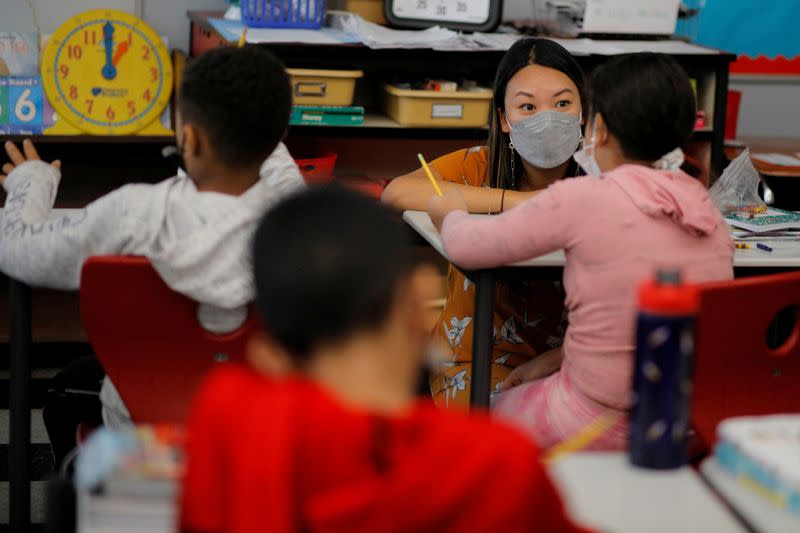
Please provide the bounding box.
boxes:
[1,139,61,185]
[428,189,467,232]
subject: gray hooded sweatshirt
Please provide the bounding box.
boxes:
[0,142,305,426]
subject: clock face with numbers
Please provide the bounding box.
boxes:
[41,9,173,135]
[385,0,502,32]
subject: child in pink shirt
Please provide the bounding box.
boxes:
[428,53,734,450]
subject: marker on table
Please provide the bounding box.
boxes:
[238,28,248,48]
[735,242,750,249]
[756,243,773,253]
[418,153,443,197]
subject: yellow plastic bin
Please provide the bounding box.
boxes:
[383,84,493,128]
[329,0,387,24]
[287,69,364,107]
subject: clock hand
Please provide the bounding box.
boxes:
[101,21,117,80]
[111,41,129,67]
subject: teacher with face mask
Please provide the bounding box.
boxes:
[382,38,587,408]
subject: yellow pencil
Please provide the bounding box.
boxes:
[238,28,248,48]
[418,153,443,197]
[543,411,622,464]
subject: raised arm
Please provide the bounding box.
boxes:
[0,141,149,288]
[439,182,575,269]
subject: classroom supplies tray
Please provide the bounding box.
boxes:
[382,84,493,128]
[287,69,364,107]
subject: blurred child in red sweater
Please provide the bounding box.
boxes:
[180,186,591,533]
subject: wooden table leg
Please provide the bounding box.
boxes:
[469,270,495,409]
[9,279,32,533]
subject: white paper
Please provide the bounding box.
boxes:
[596,39,721,55]
[752,153,800,167]
[245,27,347,45]
[550,38,623,56]
[341,14,459,49]
[582,0,680,35]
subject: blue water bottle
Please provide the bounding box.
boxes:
[629,270,699,469]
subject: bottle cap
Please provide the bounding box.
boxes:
[638,270,699,315]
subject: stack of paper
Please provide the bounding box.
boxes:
[208,17,356,45]
[716,415,800,515]
[340,14,459,49]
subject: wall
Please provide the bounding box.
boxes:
[0,0,227,51]
[729,77,800,140]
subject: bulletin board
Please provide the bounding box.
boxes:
[694,0,800,75]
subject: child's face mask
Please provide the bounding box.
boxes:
[162,144,187,175]
[573,119,602,176]
[506,111,582,169]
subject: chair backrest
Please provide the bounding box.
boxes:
[693,271,800,444]
[80,256,258,424]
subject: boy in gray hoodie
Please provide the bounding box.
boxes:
[0,46,305,465]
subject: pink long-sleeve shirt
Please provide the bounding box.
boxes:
[441,165,733,446]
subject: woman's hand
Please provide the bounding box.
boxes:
[501,348,563,391]
[1,139,61,185]
[428,189,468,232]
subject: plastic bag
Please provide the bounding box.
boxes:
[709,148,767,216]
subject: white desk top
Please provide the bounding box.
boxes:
[404,210,566,267]
[403,210,800,269]
[78,454,743,533]
[550,453,746,533]
[78,491,172,533]
[701,458,800,533]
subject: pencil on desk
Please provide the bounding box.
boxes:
[757,243,773,252]
[543,411,622,464]
[418,153,443,197]
[238,28,248,48]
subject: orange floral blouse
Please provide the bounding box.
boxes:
[428,146,567,408]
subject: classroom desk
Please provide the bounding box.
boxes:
[550,453,747,532]
[403,209,800,409]
[700,457,800,533]
[2,208,82,533]
[77,490,173,533]
[73,452,746,533]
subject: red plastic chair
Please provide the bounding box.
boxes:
[80,256,258,424]
[693,271,800,445]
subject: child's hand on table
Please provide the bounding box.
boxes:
[1,139,61,185]
[428,189,467,232]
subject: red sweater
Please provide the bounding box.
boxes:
[180,364,591,533]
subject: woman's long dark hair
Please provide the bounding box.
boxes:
[487,38,588,190]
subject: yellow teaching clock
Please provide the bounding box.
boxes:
[41,9,173,135]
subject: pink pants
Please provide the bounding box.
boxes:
[492,369,628,451]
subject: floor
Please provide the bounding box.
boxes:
[0,343,90,531]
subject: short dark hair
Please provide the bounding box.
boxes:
[252,186,417,363]
[590,53,696,162]
[178,46,291,169]
[489,38,588,189]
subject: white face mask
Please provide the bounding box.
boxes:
[573,119,602,176]
[573,118,686,176]
[506,111,583,169]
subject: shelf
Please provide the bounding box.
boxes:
[290,114,489,140]
[1,135,174,145]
